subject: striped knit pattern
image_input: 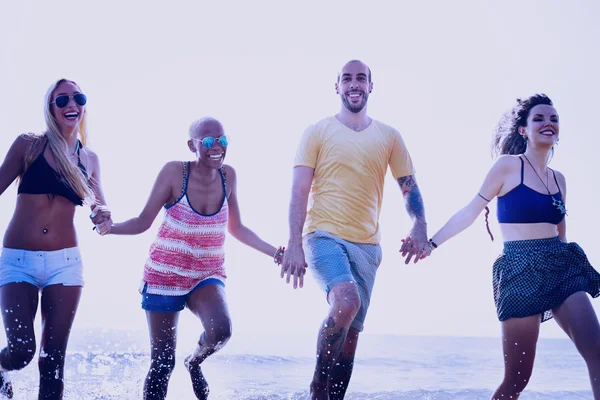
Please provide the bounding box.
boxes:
[141,163,228,296]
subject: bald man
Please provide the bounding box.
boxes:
[281,60,430,399]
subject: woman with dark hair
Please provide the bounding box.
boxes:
[411,94,600,399]
[0,79,110,399]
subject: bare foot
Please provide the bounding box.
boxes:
[0,372,13,399]
[185,355,209,400]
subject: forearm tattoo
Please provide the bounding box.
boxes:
[398,175,425,221]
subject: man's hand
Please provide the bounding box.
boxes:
[280,241,307,289]
[400,222,429,264]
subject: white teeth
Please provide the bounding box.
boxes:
[64,113,78,118]
[209,155,222,160]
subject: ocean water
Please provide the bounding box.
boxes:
[0,329,592,399]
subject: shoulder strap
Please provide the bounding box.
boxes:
[36,135,49,156]
[219,167,227,198]
[519,156,524,183]
[74,140,90,181]
[550,169,562,196]
[180,161,190,196]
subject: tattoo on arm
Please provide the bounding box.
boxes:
[398,175,425,221]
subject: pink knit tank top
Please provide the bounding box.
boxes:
[141,162,228,295]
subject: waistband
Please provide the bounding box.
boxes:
[502,236,562,252]
[0,247,81,262]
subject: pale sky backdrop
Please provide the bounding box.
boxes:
[0,0,599,343]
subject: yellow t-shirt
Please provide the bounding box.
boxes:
[294,116,415,244]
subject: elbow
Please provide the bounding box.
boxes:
[228,224,241,238]
[138,218,153,233]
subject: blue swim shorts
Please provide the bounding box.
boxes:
[303,230,382,332]
[141,278,225,313]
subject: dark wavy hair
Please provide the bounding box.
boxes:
[492,94,553,158]
[480,94,554,241]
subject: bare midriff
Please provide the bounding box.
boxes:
[3,194,78,251]
[499,223,560,242]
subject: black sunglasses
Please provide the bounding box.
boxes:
[52,93,87,108]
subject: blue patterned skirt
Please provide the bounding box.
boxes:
[493,237,600,322]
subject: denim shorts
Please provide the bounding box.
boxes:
[0,247,84,289]
[304,230,382,332]
[141,278,225,312]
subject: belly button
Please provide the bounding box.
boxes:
[43,227,48,234]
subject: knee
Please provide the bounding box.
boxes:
[149,350,176,377]
[3,341,36,371]
[206,318,232,347]
[502,366,532,393]
[579,336,600,364]
[331,288,361,319]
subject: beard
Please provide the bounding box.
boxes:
[341,91,369,113]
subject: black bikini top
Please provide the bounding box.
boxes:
[18,138,89,206]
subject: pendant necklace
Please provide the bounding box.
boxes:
[522,154,567,215]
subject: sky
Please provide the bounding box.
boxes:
[0,0,599,343]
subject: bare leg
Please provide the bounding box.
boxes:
[553,292,600,399]
[38,284,82,400]
[144,311,179,400]
[185,284,232,400]
[0,282,39,399]
[490,315,540,400]
[329,327,359,400]
[311,282,361,400]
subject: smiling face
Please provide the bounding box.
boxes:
[335,61,373,114]
[49,80,86,133]
[188,118,227,168]
[520,104,560,148]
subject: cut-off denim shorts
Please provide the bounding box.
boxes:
[0,247,84,289]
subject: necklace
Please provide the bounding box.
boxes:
[522,154,567,215]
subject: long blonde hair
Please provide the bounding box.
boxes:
[21,79,95,205]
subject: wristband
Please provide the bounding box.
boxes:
[273,246,285,264]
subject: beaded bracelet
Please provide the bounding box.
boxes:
[273,246,285,265]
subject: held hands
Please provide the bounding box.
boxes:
[401,237,433,263]
[280,242,307,289]
[399,223,430,264]
[90,204,112,236]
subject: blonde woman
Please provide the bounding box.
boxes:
[0,79,110,399]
